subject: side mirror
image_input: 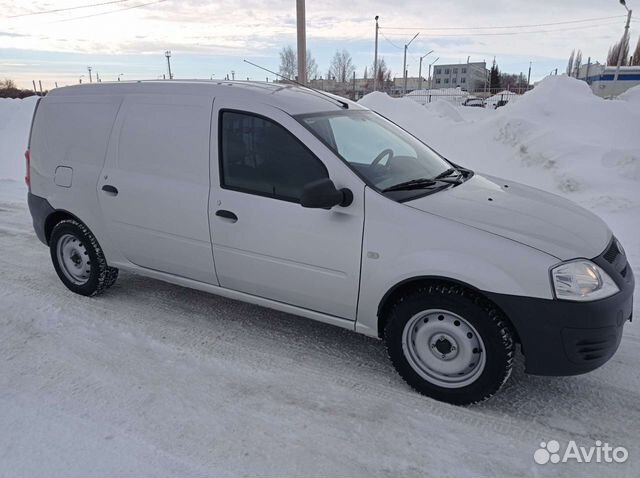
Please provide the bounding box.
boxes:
[300,178,353,209]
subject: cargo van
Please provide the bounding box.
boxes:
[26,81,634,404]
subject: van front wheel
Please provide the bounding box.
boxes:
[384,284,514,405]
[50,219,109,297]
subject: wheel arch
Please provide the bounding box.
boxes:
[44,209,85,245]
[376,276,520,344]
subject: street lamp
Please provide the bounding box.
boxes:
[418,50,434,90]
[428,57,439,90]
[373,15,380,91]
[611,0,633,98]
[402,32,420,94]
[165,50,173,79]
[117,73,124,81]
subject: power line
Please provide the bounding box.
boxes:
[379,30,403,50]
[380,21,624,38]
[8,0,137,18]
[54,0,167,22]
[381,15,625,31]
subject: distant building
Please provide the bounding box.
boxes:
[576,62,640,97]
[430,62,489,91]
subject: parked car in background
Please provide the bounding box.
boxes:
[25,81,634,405]
[462,97,485,108]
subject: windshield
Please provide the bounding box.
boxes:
[297,110,455,192]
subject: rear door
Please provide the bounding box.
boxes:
[209,100,365,320]
[98,94,217,284]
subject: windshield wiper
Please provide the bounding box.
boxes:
[381,178,437,192]
[433,167,462,180]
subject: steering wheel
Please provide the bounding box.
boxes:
[370,148,394,169]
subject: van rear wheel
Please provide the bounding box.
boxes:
[384,284,514,405]
[50,219,109,296]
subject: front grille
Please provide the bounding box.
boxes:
[603,239,621,264]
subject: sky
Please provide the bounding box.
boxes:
[0,0,638,90]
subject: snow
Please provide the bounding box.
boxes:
[0,96,38,181]
[1,77,640,476]
[619,84,640,105]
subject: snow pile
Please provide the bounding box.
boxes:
[619,84,640,105]
[360,75,640,269]
[0,96,38,181]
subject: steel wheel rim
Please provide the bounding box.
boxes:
[402,309,486,389]
[56,233,91,286]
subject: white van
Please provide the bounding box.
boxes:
[26,81,634,404]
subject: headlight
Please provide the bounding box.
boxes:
[551,260,619,301]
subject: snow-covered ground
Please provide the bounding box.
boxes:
[1,78,639,477]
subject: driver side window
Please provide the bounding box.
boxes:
[220,111,328,202]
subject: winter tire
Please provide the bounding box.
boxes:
[105,266,119,288]
[50,219,109,297]
[384,283,514,405]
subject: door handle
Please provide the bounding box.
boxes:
[101,184,118,196]
[216,209,238,222]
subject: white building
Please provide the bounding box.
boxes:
[430,62,489,91]
[576,63,640,97]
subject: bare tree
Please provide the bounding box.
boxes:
[607,35,630,66]
[370,57,392,88]
[279,46,296,79]
[280,46,318,80]
[329,49,356,83]
[566,49,575,76]
[631,36,640,66]
[573,49,582,77]
[306,51,318,80]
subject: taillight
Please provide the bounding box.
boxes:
[25,149,31,190]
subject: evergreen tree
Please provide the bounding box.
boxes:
[489,59,501,91]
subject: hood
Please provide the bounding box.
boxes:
[406,173,611,260]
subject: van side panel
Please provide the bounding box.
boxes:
[97,94,217,284]
[29,95,123,259]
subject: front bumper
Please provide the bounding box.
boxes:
[485,238,634,376]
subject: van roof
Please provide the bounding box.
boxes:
[47,80,366,115]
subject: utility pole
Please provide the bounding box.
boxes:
[527,61,532,89]
[231,70,235,81]
[612,0,632,98]
[165,51,173,79]
[96,71,100,83]
[353,70,356,100]
[418,50,434,91]
[428,57,439,90]
[402,32,420,94]
[87,66,92,83]
[32,80,37,94]
[296,0,307,85]
[38,80,43,95]
[373,15,379,91]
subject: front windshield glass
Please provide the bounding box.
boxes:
[297,110,454,192]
